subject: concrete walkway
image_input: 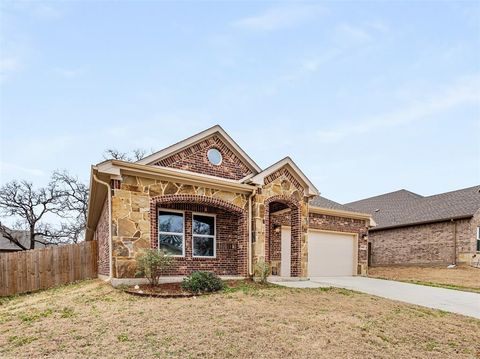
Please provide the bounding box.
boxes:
[272,276,480,319]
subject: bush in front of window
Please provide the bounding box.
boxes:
[135,249,173,287]
[181,271,224,293]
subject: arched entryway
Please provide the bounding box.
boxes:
[150,194,248,276]
[264,195,302,277]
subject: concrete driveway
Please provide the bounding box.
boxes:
[273,276,480,319]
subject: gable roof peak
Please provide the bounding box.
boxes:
[136,124,261,173]
[249,156,320,196]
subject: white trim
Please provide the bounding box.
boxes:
[249,157,320,196]
[309,205,375,225]
[136,125,262,173]
[157,208,186,257]
[192,212,216,258]
[96,160,256,192]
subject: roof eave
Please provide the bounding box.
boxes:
[309,205,374,224]
[370,214,474,231]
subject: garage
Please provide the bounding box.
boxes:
[308,230,357,277]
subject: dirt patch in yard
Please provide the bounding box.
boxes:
[369,265,480,293]
[0,280,479,358]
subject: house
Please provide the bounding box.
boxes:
[346,187,480,267]
[0,229,46,252]
[86,125,373,284]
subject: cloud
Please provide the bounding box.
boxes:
[0,57,22,82]
[232,4,325,31]
[335,23,373,44]
[53,67,84,79]
[316,75,480,143]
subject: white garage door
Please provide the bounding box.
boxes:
[308,231,357,277]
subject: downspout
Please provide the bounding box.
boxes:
[452,219,457,265]
[93,174,113,280]
[248,190,255,277]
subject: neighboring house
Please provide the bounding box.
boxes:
[347,187,480,266]
[0,229,46,252]
[86,125,373,283]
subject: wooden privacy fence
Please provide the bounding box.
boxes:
[0,240,98,297]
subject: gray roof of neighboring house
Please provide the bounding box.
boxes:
[310,196,363,213]
[346,186,480,230]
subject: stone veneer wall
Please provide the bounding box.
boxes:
[111,174,248,278]
[369,216,479,266]
[153,136,252,181]
[95,199,110,276]
[252,167,309,277]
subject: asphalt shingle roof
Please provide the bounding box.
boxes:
[309,196,363,213]
[346,186,480,230]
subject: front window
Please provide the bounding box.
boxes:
[158,210,184,256]
[192,214,216,257]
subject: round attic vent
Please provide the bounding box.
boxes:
[207,148,222,166]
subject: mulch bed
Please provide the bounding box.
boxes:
[123,282,198,298]
[122,279,257,298]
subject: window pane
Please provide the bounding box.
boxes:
[159,211,184,233]
[159,234,183,256]
[193,215,214,235]
[193,236,214,257]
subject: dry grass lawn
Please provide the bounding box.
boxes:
[1,280,479,358]
[369,265,480,293]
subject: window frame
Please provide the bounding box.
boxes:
[192,212,216,258]
[157,208,185,257]
[207,148,223,166]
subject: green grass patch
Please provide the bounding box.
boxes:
[19,308,53,323]
[8,335,37,347]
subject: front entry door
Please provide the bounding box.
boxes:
[281,227,291,277]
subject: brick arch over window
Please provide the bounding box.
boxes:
[264,194,302,277]
[150,194,248,276]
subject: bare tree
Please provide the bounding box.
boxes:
[0,180,63,249]
[52,170,89,243]
[103,148,131,161]
[103,148,151,162]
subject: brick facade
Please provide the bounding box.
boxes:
[95,199,110,276]
[370,212,480,266]
[153,136,252,181]
[150,202,245,276]
[267,210,369,275]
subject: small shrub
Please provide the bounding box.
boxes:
[254,259,270,284]
[181,271,224,293]
[117,333,129,342]
[136,249,173,286]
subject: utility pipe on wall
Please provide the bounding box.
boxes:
[248,190,256,276]
[452,219,457,265]
[93,174,113,280]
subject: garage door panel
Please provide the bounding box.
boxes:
[308,231,356,277]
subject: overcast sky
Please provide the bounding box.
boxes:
[0,1,479,203]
